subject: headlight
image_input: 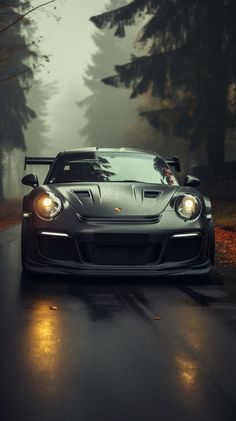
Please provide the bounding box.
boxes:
[175,194,201,220]
[34,192,62,220]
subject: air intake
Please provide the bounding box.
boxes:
[74,190,90,198]
[144,190,160,199]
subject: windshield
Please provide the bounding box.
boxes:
[47,152,178,185]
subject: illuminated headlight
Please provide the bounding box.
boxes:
[34,192,62,220]
[175,195,201,220]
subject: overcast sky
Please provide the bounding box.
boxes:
[31,0,110,152]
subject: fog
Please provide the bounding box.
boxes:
[3,0,139,194]
[33,0,113,154]
[2,0,201,197]
[23,0,140,155]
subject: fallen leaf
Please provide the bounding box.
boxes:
[49,306,59,311]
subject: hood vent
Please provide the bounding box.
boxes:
[74,190,94,205]
[144,190,161,199]
[74,190,91,198]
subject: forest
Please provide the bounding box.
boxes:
[0,0,236,203]
[89,0,236,177]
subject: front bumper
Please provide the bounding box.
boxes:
[22,209,213,277]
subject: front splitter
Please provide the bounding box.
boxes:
[23,259,212,278]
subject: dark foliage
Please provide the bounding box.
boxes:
[0,1,36,201]
[91,0,236,174]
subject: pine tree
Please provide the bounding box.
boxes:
[24,79,55,155]
[79,0,138,148]
[91,0,236,174]
[0,1,36,201]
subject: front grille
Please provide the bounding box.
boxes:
[94,233,148,245]
[79,241,161,266]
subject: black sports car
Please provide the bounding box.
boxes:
[21,148,214,277]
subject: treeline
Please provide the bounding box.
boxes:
[86,0,236,175]
[0,0,53,202]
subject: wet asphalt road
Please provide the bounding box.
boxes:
[1,226,236,421]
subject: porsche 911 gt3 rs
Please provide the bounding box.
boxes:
[21,148,214,277]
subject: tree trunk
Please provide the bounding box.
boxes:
[206,0,226,176]
[0,148,5,203]
[207,120,225,174]
[7,152,12,197]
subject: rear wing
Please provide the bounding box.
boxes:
[24,156,55,171]
[165,156,181,172]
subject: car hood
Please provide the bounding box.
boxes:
[49,183,178,219]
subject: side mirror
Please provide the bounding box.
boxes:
[184,174,200,187]
[22,174,39,188]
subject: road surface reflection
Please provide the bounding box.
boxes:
[25,300,62,394]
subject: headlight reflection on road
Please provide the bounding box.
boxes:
[25,301,62,391]
[176,355,198,390]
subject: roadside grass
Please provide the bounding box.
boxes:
[215,226,236,268]
[212,200,236,230]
